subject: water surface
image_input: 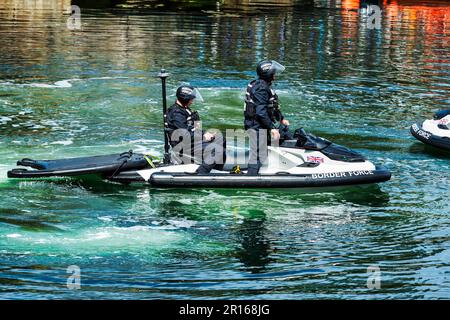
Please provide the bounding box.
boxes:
[0,0,449,299]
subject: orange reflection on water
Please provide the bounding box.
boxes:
[341,0,361,10]
[384,0,449,60]
[385,0,450,92]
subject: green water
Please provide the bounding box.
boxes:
[0,1,449,299]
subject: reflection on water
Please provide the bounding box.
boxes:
[0,0,449,299]
[235,209,272,273]
[0,0,448,108]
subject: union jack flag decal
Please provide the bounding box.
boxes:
[307,156,324,163]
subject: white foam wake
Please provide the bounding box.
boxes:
[0,164,13,183]
[1,225,186,255]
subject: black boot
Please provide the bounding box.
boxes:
[246,167,259,176]
[195,164,212,175]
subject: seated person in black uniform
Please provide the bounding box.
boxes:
[165,85,226,174]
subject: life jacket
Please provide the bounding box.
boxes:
[164,103,200,143]
[244,80,281,121]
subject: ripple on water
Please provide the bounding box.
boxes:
[0,2,449,299]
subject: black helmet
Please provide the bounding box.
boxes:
[256,60,285,82]
[176,85,197,105]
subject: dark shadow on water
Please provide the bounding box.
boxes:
[328,185,391,207]
[408,142,450,159]
[234,209,272,273]
[0,216,63,232]
[5,175,138,194]
[0,205,66,232]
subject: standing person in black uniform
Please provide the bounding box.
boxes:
[244,60,292,175]
[165,85,226,174]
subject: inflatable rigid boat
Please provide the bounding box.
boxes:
[411,110,450,151]
[7,131,391,189]
[7,69,391,190]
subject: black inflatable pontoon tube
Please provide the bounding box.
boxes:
[410,123,450,151]
[109,166,391,188]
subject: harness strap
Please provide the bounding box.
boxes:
[144,154,160,169]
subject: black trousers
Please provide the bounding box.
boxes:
[169,132,227,173]
[194,134,227,174]
[246,125,293,175]
[247,129,267,175]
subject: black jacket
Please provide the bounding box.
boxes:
[244,79,284,131]
[165,103,200,146]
